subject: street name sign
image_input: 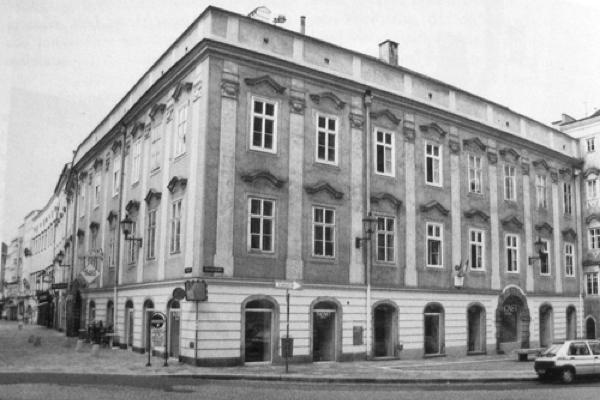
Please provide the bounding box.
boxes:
[275,280,302,290]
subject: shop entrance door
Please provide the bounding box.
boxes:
[313,309,336,362]
[168,309,181,358]
[424,313,441,355]
[374,304,395,357]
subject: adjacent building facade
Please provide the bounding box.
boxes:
[6,6,592,365]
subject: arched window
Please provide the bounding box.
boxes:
[167,299,181,358]
[89,301,96,322]
[586,316,597,339]
[142,299,154,352]
[539,303,554,347]
[467,303,486,354]
[566,306,577,340]
[106,300,114,329]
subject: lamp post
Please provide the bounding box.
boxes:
[356,213,377,358]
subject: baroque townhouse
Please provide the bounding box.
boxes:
[556,111,600,340]
[42,6,588,365]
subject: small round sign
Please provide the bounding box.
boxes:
[172,287,186,301]
[150,312,166,329]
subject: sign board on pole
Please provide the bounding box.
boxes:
[274,280,302,290]
[150,312,166,329]
[151,329,165,347]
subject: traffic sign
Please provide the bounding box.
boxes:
[151,329,164,347]
[150,312,166,329]
[275,280,302,290]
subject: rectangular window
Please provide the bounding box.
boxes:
[316,115,337,164]
[587,272,599,295]
[128,221,137,264]
[108,225,116,268]
[425,142,441,186]
[248,198,274,253]
[146,209,156,260]
[150,127,161,171]
[563,182,572,215]
[313,206,335,257]
[506,234,519,272]
[469,229,484,270]
[589,228,600,249]
[94,174,101,207]
[587,179,598,200]
[536,174,547,208]
[587,137,596,153]
[175,104,188,156]
[113,155,121,196]
[426,222,443,267]
[468,154,482,194]
[376,216,395,262]
[375,129,394,176]
[540,239,550,275]
[132,139,141,184]
[79,186,86,217]
[250,98,277,152]
[169,200,182,254]
[504,165,516,201]
[565,243,574,277]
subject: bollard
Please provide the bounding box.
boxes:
[75,339,85,352]
[90,344,100,357]
[33,337,41,347]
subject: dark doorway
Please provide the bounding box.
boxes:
[168,300,181,359]
[586,317,596,339]
[566,306,577,340]
[244,299,274,363]
[125,300,134,348]
[539,304,553,347]
[312,301,338,362]
[424,303,444,355]
[373,303,397,358]
[142,299,154,352]
[467,304,486,353]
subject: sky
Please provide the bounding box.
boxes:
[1,0,600,243]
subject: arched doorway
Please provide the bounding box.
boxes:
[566,306,577,340]
[106,300,114,329]
[424,303,445,355]
[124,300,134,349]
[539,303,554,347]
[89,300,96,322]
[467,303,486,354]
[167,299,181,359]
[243,298,277,363]
[311,299,342,362]
[142,299,154,352]
[586,317,597,339]
[373,302,398,358]
[495,287,530,352]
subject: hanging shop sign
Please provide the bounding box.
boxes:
[185,280,208,301]
[172,287,186,301]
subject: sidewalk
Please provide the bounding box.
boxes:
[0,321,538,383]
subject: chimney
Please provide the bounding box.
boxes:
[379,40,398,66]
[300,16,306,34]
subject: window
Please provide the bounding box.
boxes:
[587,272,599,295]
[469,229,484,270]
[375,129,394,176]
[90,229,99,269]
[506,234,519,272]
[113,155,121,196]
[426,222,443,267]
[169,200,182,254]
[587,179,598,200]
[79,186,86,217]
[94,173,101,207]
[250,98,276,152]
[540,239,550,275]
[175,104,188,156]
[536,174,547,209]
[563,182,572,215]
[127,221,137,264]
[146,209,156,260]
[150,127,161,171]
[313,206,335,257]
[587,137,595,153]
[248,198,274,253]
[425,142,441,186]
[504,165,516,201]
[108,225,116,268]
[589,228,600,249]
[376,216,395,262]
[468,154,482,194]
[316,114,337,164]
[565,243,574,277]
[132,139,141,184]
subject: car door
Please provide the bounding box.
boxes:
[567,342,595,375]
[588,341,600,374]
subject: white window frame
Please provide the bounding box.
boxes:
[563,182,572,215]
[564,243,575,277]
[131,139,141,184]
[424,141,442,186]
[312,206,336,258]
[315,113,338,165]
[536,174,547,209]
[589,228,600,250]
[250,96,277,153]
[586,272,599,295]
[94,173,101,207]
[247,198,275,253]
[505,234,519,273]
[108,225,116,268]
[376,216,395,263]
[468,154,482,194]
[169,199,182,254]
[374,128,395,177]
[174,104,188,157]
[79,185,86,218]
[426,222,443,267]
[587,179,598,201]
[146,209,157,260]
[113,155,121,197]
[469,229,485,270]
[150,127,161,171]
[540,239,550,275]
[587,137,596,153]
[504,165,516,201]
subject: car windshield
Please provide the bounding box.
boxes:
[541,344,563,357]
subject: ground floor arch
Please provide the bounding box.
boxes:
[167,299,181,359]
[311,298,342,362]
[566,305,577,340]
[373,301,398,358]
[424,303,445,355]
[124,299,134,348]
[142,299,154,352]
[539,303,554,347]
[467,303,486,354]
[242,296,279,363]
[495,286,530,352]
[586,316,597,339]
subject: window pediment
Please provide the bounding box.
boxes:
[144,189,162,204]
[371,192,402,210]
[463,209,490,223]
[501,216,523,231]
[535,222,553,236]
[111,140,122,155]
[304,181,344,200]
[419,123,447,140]
[244,75,286,94]
[149,103,166,121]
[93,158,103,171]
[172,81,193,101]
[584,167,600,179]
[130,122,145,138]
[241,170,285,188]
[462,137,486,153]
[533,159,551,172]
[309,91,346,110]
[370,109,400,126]
[106,210,118,223]
[562,228,577,241]
[419,200,449,216]
[89,222,100,231]
[76,228,85,238]
[586,213,600,225]
[499,147,520,163]
[125,200,140,213]
[167,176,187,194]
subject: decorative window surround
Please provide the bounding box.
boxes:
[561,228,577,242]
[501,216,523,232]
[244,75,286,94]
[312,206,336,258]
[167,176,187,194]
[304,182,344,200]
[426,222,443,267]
[419,123,447,139]
[250,97,277,153]
[463,209,490,223]
[248,198,275,253]
[144,189,162,204]
[499,147,520,163]
[420,200,450,216]
[505,234,519,273]
[171,81,193,101]
[106,210,118,223]
[535,222,553,236]
[369,109,401,125]
[309,91,346,109]
[370,192,402,210]
[376,216,395,263]
[565,243,575,277]
[240,170,285,188]
[315,113,338,165]
[374,128,395,176]
[469,228,485,270]
[125,200,140,213]
[462,137,486,152]
[425,141,442,186]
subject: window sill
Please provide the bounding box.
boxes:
[169,251,182,256]
[173,152,187,163]
[469,268,486,273]
[374,261,396,267]
[565,275,576,279]
[374,172,396,180]
[425,264,444,269]
[247,250,276,259]
[506,270,520,274]
[131,181,140,189]
[309,256,337,264]
[425,182,443,189]
[150,167,161,176]
[467,191,484,197]
[248,147,278,156]
[314,160,340,169]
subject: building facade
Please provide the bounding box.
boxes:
[8,6,590,365]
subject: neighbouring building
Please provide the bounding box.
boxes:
[9,6,591,365]
[0,242,7,317]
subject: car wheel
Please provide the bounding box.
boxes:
[561,368,574,384]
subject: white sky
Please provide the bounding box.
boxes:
[1,0,600,242]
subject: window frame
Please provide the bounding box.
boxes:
[250,96,278,154]
[468,154,483,194]
[505,234,519,273]
[150,126,161,171]
[131,139,142,184]
[424,141,442,187]
[174,103,188,157]
[503,164,516,201]
[468,228,485,270]
[127,220,137,265]
[536,174,547,209]
[586,272,599,295]
[563,181,572,215]
[375,215,396,263]
[564,242,575,277]
[146,208,157,260]
[94,173,101,207]
[540,239,551,275]
[112,154,121,197]
[426,222,443,268]
[587,137,596,153]
[315,113,339,165]
[374,128,395,177]
[587,179,598,201]
[312,206,336,258]
[169,199,183,254]
[589,227,600,250]
[247,197,275,254]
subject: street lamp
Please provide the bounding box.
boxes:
[120,215,143,245]
[355,214,378,249]
[529,237,546,266]
[54,251,70,267]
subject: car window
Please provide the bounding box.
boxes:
[589,341,600,355]
[541,344,563,356]
[568,342,590,356]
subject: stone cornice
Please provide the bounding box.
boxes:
[244,75,286,94]
[304,181,344,200]
[240,170,285,188]
[370,192,402,210]
[419,201,450,216]
[309,92,346,110]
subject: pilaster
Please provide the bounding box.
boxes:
[487,145,501,290]
[137,126,151,283]
[449,128,461,270]
[349,104,364,284]
[551,174,562,293]
[403,114,417,286]
[157,101,174,281]
[522,161,534,292]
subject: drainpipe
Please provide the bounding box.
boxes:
[363,89,373,359]
[114,125,127,345]
[68,166,79,336]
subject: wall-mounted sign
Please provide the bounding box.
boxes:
[185,280,208,301]
[184,267,192,274]
[504,304,519,314]
[51,283,68,290]
[203,266,224,273]
[172,287,186,301]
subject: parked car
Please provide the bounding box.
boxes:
[534,340,600,383]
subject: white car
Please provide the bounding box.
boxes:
[534,340,600,383]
